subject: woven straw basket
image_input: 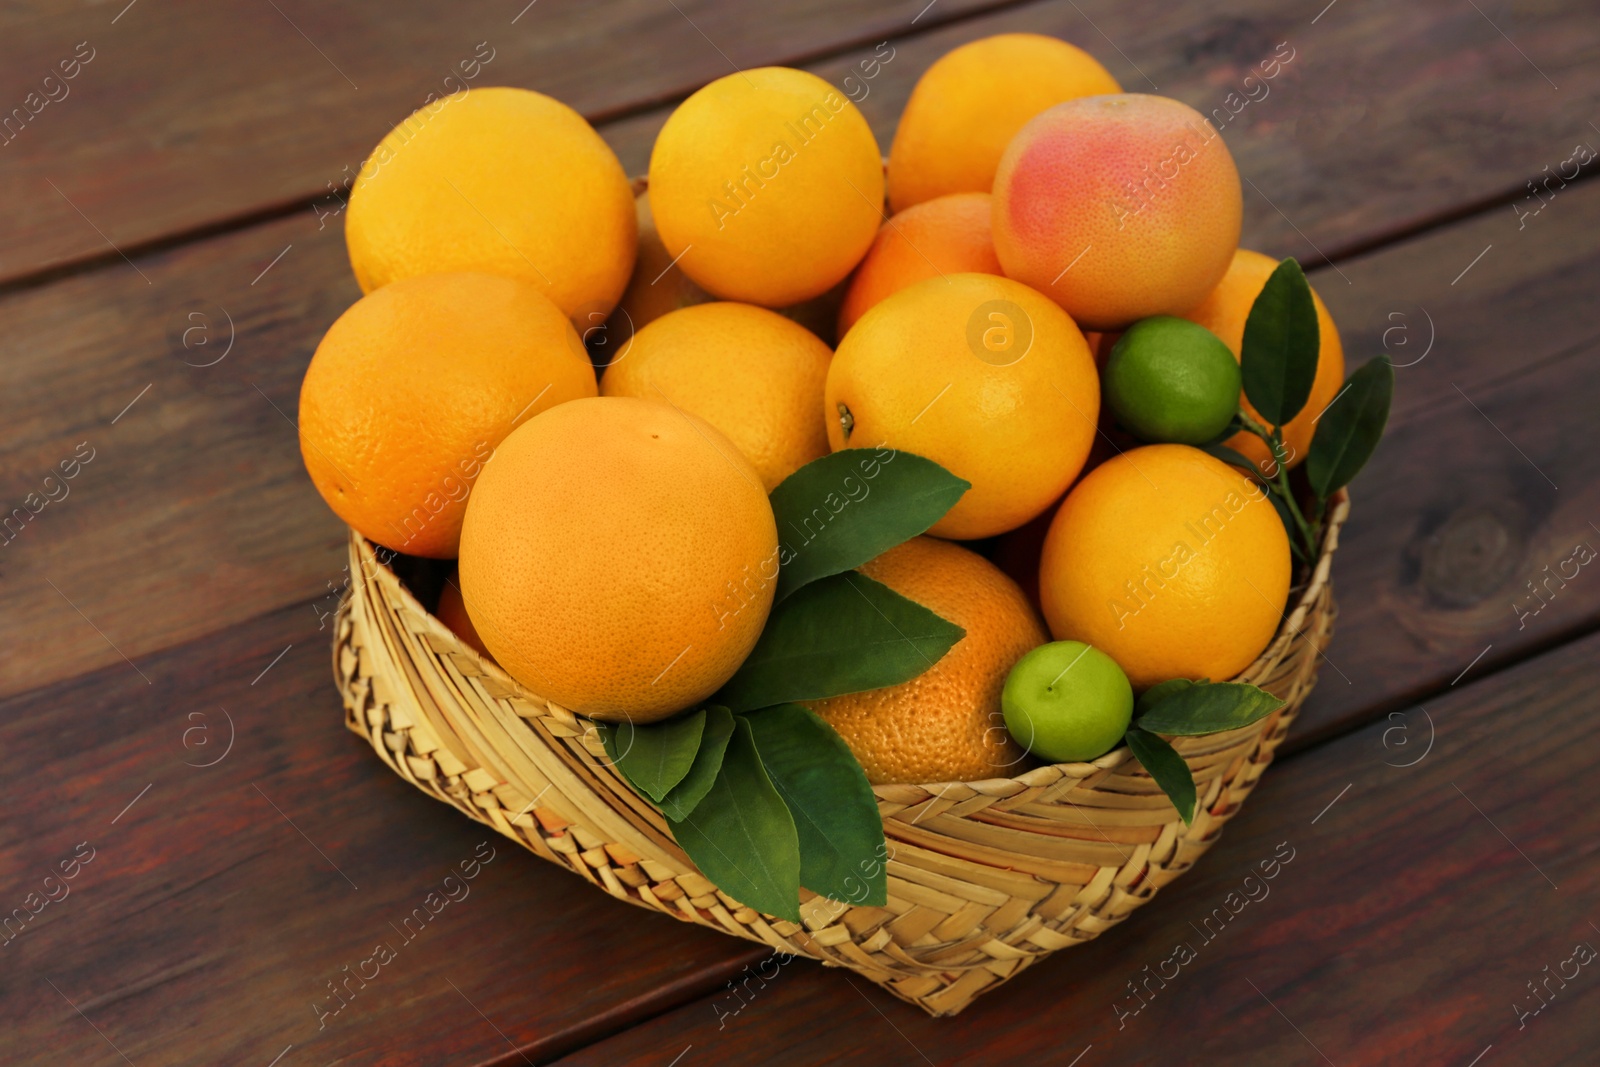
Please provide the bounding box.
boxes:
[332,492,1348,1016]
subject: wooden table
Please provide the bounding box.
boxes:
[3,2,1596,1064]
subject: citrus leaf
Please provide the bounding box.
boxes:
[770,449,968,602]
[1307,355,1394,499]
[1135,681,1284,736]
[716,572,965,713]
[1200,442,1260,475]
[659,705,737,821]
[1241,258,1320,425]
[745,704,886,907]
[600,709,705,803]
[1125,728,1197,825]
[668,718,802,921]
[1135,678,1198,718]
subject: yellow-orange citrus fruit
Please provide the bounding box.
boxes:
[458,397,778,721]
[648,67,883,307]
[345,87,636,319]
[298,272,597,558]
[993,94,1242,331]
[1039,444,1290,689]
[601,302,832,491]
[838,192,1003,337]
[437,571,491,659]
[807,537,1046,784]
[887,33,1120,213]
[825,273,1100,539]
[1180,249,1346,471]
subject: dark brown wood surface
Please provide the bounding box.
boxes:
[0,0,1011,286]
[2,1,1596,1064]
[0,603,768,1065]
[599,0,1600,262]
[7,161,1594,743]
[552,630,1600,1067]
[4,0,1597,289]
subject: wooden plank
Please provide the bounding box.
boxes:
[0,210,356,702]
[7,165,1599,741]
[1285,172,1600,750]
[0,0,1007,286]
[4,183,1593,1058]
[560,0,1600,270]
[0,5,1590,1065]
[8,0,1593,288]
[545,629,1600,1066]
[602,0,1600,257]
[0,602,768,1066]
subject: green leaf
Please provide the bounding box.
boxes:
[745,704,887,907]
[770,449,969,602]
[716,572,965,713]
[1125,728,1197,825]
[601,710,705,803]
[668,718,802,921]
[1135,678,1198,718]
[1241,258,1320,425]
[1200,442,1260,475]
[1307,355,1394,499]
[1135,681,1285,736]
[659,706,737,821]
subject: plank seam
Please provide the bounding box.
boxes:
[0,0,1042,300]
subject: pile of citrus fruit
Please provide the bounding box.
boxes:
[300,33,1390,916]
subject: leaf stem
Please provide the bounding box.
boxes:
[1235,409,1320,561]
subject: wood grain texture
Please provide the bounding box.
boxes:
[6,0,1592,288]
[1,3,1596,1062]
[0,0,1007,286]
[548,629,1600,1067]
[7,164,1597,746]
[0,601,769,1067]
[3,186,1591,1058]
[0,210,356,702]
[597,0,1600,271]
[1286,175,1600,750]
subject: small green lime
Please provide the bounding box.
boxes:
[1103,316,1241,444]
[1001,641,1133,763]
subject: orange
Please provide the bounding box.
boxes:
[837,192,1003,337]
[345,87,636,319]
[825,273,1100,539]
[601,303,832,491]
[648,67,883,307]
[436,570,491,659]
[807,537,1046,784]
[1039,444,1290,689]
[457,396,778,722]
[1180,249,1346,471]
[298,272,597,558]
[887,33,1120,213]
[993,94,1242,330]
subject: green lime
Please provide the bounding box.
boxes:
[1001,641,1133,763]
[1103,316,1241,444]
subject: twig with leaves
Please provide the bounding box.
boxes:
[1204,257,1394,562]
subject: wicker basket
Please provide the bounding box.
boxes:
[332,492,1347,1016]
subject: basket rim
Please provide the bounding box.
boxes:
[349,488,1347,797]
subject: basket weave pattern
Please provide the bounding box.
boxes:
[333,494,1347,1015]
